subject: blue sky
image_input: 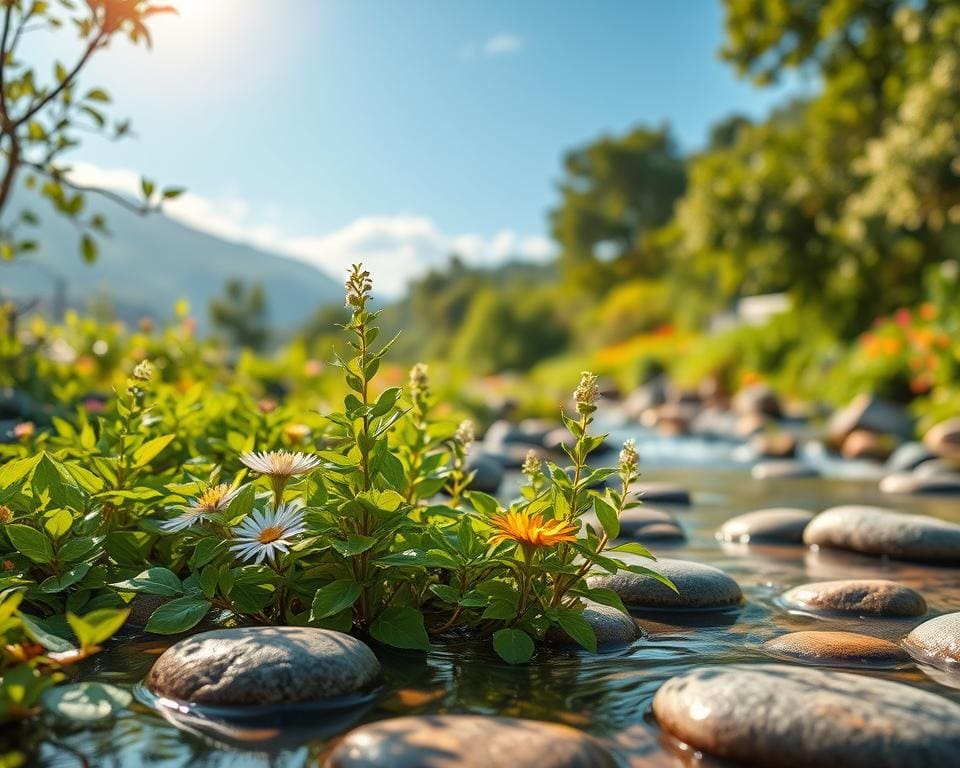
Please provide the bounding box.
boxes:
[41,0,807,294]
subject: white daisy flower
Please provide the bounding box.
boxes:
[161,483,241,533]
[240,450,322,505]
[239,450,322,478]
[229,500,308,565]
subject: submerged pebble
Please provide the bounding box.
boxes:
[652,663,960,768]
[879,471,960,496]
[781,579,927,617]
[590,556,741,610]
[146,627,380,707]
[718,507,814,544]
[325,714,617,768]
[904,613,960,670]
[546,601,640,647]
[751,460,819,479]
[803,505,960,564]
[763,630,909,667]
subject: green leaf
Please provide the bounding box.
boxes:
[85,88,111,102]
[18,613,75,653]
[81,234,97,263]
[44,508,73,539]
[369,387,401,418]
[40,563,91,593]
[67,608,129,650]
[311,580,362,620]
[593,497,619,539]
[132,434,175,468]
[6,524,54,564]
[610,542,654,559]
[144,597,210,634]
[111,567,182,597]
[41,682,131,724]
[492,628,535,664]
[370,606,430,651]
[330,535,375,557]
[555,609,598,652]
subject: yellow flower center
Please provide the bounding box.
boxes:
[258,526,283,545]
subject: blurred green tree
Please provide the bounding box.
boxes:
[209,278,270,351]
[550,125,686,295]
[0,0,179,264]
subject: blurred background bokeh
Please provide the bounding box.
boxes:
[1,0,958,436]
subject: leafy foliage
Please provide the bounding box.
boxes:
[0,0,180,265]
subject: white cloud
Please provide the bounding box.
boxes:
[63,162,554,297]
[461,32,524,60]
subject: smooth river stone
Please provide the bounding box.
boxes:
[781,579,927,617]
[630,482,690,505]
[146,627,380,707]
[751,459,819,479]
[718,507,814,544]
[546,601,640,647]
[904,613,960,670]
[763,631,909,667]
[652,664,960,768]
[325,715,617,768]
[803,505,960,564]
[879,471,960,496]
[582,506,685,543]
[590,557,742,610]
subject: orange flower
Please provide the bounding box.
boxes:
[489,510,578,550]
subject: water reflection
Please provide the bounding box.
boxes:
[34,463,960,767]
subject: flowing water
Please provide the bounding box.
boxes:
[30,429,960,768]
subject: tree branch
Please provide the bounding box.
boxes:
[15,30,105,128]
[23,159,153,215]
[0,1,13,123]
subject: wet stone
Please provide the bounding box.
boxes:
[583,506,685,542]
[590,557,741,611]
[583,508,685,542]
[464,450,504,494]
[924,417,960,462]
[146,627,380,707]
[763,631,909,668]
[904,613,960,670]
[879,471,960,496]
[803,505,960,564]
[781,579,927,617]
[652,664,960,768]
[630,482,690,505]
[718,507,814,544]
[546,602,641,647]
[886,441,938,472]
[751,460,819,479]
[325,714,618,768]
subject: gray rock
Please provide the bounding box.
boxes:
[751,460,819,479]
[763,631,908,668]
[924,417,960,462]
[584,506,685,543]
[904,613,960,670]
[146,627,380,706]
[828,394,914,442]
[546,602,640,647]
[781,579,927,617]
[880,471,960,496]
[483,419,552,451]
[718,508,814,544]
[325,715,617,768]
[886,441,938,472]
[914,458,959,477]
[622,379,667,419]
[464,450,504,494]
[803,505,960,563]
[590,557,741,610]
[732,384,782,418]
[653,664,960,768]
[630,482,691,505]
